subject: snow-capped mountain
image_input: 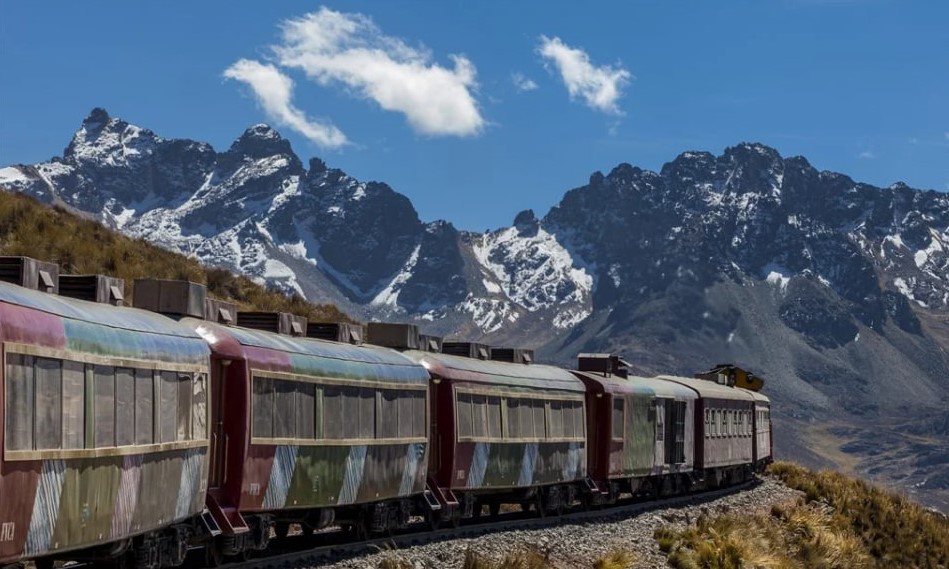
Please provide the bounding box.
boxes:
[3,109,949,508]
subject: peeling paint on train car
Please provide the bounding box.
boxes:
[0,282,211,564]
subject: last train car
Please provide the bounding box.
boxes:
[181,310,431,560]
[0,275,211,568]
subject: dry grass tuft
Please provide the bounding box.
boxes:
[0,190,349,323]
[462,547,552,569]
[656,461,949,569]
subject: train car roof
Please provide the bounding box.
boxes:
[404,351,584,393]
[741,388,771,403]
[0,280,209,364]
[654,374,758,401]
[187,319,429,384]
[571,370,697,399]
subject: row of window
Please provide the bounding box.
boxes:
[251,375,427,441]
[5,353,207,453]
[704,408,755,438]
[455,393,585,441]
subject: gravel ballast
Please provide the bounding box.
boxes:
[308,476,803,569]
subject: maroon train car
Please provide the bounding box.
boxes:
[404,350,587,521]
[183,317,433,560]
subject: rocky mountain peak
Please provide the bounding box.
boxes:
[513,208,539,236]
[226,124,296,161]
[82,107,111,131]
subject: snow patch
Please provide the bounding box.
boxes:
[370,244,421,309]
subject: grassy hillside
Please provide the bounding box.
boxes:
[656,462,949,569]
[0,190,349,322]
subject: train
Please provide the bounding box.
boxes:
[0,256,772,568]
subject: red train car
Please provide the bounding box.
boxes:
[403,348,587,521]
[182,316,432,560]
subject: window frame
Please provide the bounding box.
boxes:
[249,369,427,446]
[455,386,585,443]
[3,343,208,461]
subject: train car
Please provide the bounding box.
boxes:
[750,390,773,470]
[181,314,432,560]
[402,345,587,521]
[654,375,757,488]
[570,362,697,503]
[0,279,212,568]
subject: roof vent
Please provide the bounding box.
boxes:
[443,341,491,360]
[491,347,534,365]
[307,322,364,345]
[577,353,629,379]
[419,334,443,353]
[0,256,59,294]
[204,298,237,325]
[366,323,419,350]
[236,311,307,336]
[133,279,206,318]
[59,274,125,305]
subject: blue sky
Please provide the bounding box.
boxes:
[1,1,947,231]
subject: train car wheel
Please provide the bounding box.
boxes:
[204,540,224,567]
[274,522,291,539]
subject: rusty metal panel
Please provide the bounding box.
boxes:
[204,298,237,325]
[366,323,419,350]
[58,275,125,306]
[0,257,59,294]
[306,322,364,345]
[132,278,205,318]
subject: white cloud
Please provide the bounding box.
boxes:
[224,59,348,149]
[273,7,484,137]
[858,150,875,159]
[511,72,538,92]
[537,36,631,115]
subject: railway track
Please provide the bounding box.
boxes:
[205,479,759,569]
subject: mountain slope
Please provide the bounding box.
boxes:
[2,109,948,509]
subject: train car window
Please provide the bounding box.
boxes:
[486,396,501,439]
[159,370,178,443]
[704,409,711,438]
[457,392,473,438]
[5,354,34,451]
[562,401,576,439]
[339,387,358,439]
[532,399,546,440]
[414,391,427,438]
[576,401,587,438]
[323,386,343,439]
[294,381,315,439]
[467,394,483,438]
[94,365,116,448]
[115,368,135,446]
[655,400,665,442]
[612,398,624,441]
[519,399,534,439]
[193,373,208,440]
[273,379,295,439]
[314,386,324,439]
[62,360,85,449]
[252,376,274,438]
[397,390,413,438]
[548,400,563,439]
[503,398,518,438]
[358,388,375,439]
[135,369,155,445]
[34,358,63,450]
[674,401,687,463]
[176,374,193,441]
[380,389,400,438]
